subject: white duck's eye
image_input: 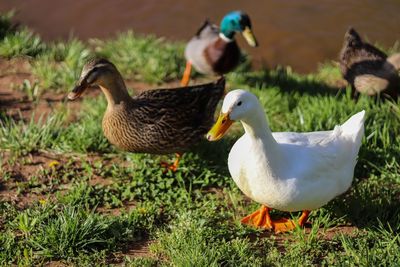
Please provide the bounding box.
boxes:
[237,101,242,106]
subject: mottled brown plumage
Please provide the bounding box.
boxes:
[69,58,225,154]
[339,28,400,98]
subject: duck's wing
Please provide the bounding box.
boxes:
[194,20,219,39]
[272,130,335,146]
[185,20,220,74]
[132,77,225,133]
[275,111,365,188]
[273,111,365,148]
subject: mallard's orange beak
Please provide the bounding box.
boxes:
[207,113,233,141]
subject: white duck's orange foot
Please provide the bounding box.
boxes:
[272,210,311,233]
[272,218,296,233]
[241,205,273,229]
[241,207,311,233]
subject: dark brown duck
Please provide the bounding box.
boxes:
[339,27,400,99]
[68,58,225,155]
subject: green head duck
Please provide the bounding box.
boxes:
[220,11,258,47]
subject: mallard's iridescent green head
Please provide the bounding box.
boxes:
[220,11,258,47]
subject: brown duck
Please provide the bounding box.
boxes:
[339,27,400,99]
[68,58,225,170]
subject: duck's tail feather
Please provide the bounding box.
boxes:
[195,19,212,37]
[340,111,365,137]
[339,110,366,156]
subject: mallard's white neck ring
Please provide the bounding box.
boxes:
[219,33,234,43]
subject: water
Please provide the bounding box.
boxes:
[1,0,399,73]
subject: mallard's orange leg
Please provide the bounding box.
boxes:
[241,205,273,229]
[180,61,192,86]
[273,210,311,233]
[161,153,183,172]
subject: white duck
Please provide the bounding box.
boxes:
[207,90,365,233]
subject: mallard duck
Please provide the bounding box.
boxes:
[207,90,365,233]
[339,27,400,99]
[181,11,258,86]
[68,58,225,170]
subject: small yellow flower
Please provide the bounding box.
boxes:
[48,160,60,168]
[138,208,147,214]
[39,199,47,205]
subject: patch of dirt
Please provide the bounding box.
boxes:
[0,58,109,123]
[0,58,34,120]
[321,225,358,240]
[0,148,151,210]
[0,57,31,76]
[109,239,156,265]
[121,239,155,258]
[0,151,67,207]
[248,224,358,254]
[44,261,69,267]
[0,150,133,207]
[97,201,136,216]
[0,58,71,122]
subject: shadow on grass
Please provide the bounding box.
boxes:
[233,67,345,97]
[0,92,37,123]
[330,186,400,232]
[0,11,18,39]
[322,141,400,231]
[326,162,400,232]
[189,136,236,175]
[0,110,19,123]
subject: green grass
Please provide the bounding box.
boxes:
[31,39,93,91]
[1,11,400,266]
[0,11,45,58]
[92,31,187,84]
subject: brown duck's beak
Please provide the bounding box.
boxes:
[68,82,87,101]
[207,112,233,141]
[242,26,258,47]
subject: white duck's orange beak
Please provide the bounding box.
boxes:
[207,112,233,141]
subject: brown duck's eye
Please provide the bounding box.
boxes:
[237,101,242,106]
[86,71,98,84]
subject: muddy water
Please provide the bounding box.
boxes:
[1,0,400,73]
